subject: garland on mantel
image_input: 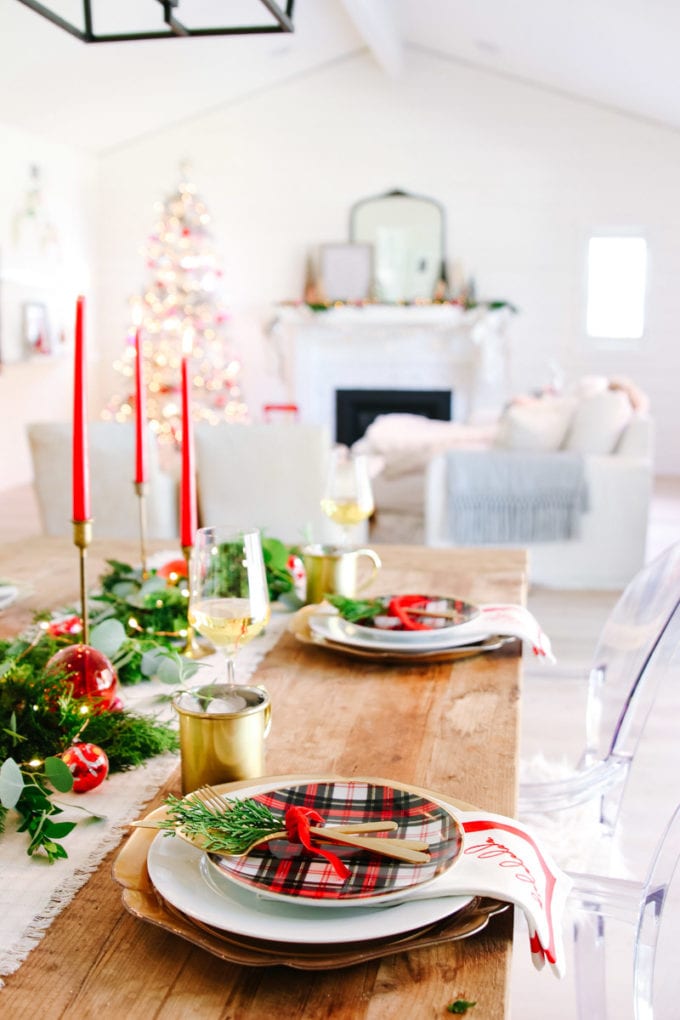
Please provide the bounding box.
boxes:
[0,537,298,862]
[283,298,519,313]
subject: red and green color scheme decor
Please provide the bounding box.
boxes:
[61,742,110,793]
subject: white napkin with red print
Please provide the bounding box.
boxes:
[455,809,571,976]
[387,807,571,977]
[447,603,554,660]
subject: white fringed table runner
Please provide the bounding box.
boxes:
[0,611,290,983]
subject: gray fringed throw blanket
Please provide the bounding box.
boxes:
[446,450,588,544]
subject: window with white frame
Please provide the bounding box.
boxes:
[586,235,648,341]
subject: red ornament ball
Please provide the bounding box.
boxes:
[157,557,188,581]
[45,644,118,711]
[61,742,109,793]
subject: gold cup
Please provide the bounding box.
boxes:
[173,684,272,794]
[301,543,381,605]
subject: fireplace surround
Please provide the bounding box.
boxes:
[270,304,512,436]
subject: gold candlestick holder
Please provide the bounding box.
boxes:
[181,544,213,659]
[134,481,149,578]
[72,518,93,645]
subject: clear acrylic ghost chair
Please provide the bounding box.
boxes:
[520,542,680,837]
[568,799,680,1019]
[513,612,680,1019]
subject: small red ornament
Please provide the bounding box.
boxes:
[46,615,82,637]
[45,645,118,711]
[61,742,109,793]
[157,558,188,580]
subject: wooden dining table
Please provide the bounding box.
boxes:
[0,537,528,1019]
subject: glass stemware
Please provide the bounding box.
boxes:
[188,526,270,685]
[320,447,375,547]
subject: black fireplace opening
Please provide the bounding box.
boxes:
[335,388,452,446]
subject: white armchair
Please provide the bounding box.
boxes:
[27,421,178,539]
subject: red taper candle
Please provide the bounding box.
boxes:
[72,295,91,522]
[180,350,197,548]
[134,328,147,484]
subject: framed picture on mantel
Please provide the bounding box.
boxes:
[319,242,373,303]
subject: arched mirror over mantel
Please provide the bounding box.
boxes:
[349,189,446,303]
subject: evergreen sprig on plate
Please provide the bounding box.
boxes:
[160,794,282,853]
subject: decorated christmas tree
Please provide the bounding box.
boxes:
[104,165,248,444]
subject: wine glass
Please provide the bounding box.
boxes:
[320,447,375,547]
[188,526,270,685]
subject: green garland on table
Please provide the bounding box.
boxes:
[0,629,179,861]
[0,537,299,862]
[90,536,297,685]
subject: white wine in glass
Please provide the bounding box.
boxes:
[320,448,374,545]
[188,527,270,685]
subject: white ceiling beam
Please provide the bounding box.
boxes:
[338,0,404,76]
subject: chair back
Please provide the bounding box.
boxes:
[27,421,178,539]
[569,800,680,1019]
[635,802,680,1018]
[583,542,680,769]
[194,423,333,545]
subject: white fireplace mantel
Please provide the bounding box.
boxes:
[268,304,513,437]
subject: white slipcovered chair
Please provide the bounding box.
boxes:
[194,423,342,545]
[27,421,178,539]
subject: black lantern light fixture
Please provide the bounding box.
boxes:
[15,0,295,43]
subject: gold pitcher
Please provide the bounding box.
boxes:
[302,543,381,605]
[173,683,272,794]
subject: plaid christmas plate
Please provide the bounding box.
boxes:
[208,780,463,904]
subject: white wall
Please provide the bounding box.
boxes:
[5,47,679,494]
[0,124,98,493]
[94,48,680,472]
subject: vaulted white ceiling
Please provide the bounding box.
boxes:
[2,0,680,153]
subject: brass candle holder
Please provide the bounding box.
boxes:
[72,518,93,644]
[181,544,213,659]
[134,480,149,578]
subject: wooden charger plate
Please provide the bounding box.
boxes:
[112,773,509,970]
[288,605,510,664]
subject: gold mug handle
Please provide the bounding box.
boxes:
[255,686,272,739]
[355,548,382,593]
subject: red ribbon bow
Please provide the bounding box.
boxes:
[388,594,433,630]
[284,806,350,880]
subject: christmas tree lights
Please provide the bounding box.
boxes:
[104,166,248,445]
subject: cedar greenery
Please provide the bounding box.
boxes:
[160,793,282,853]
[0,538,297,861]
[326,594,384,623]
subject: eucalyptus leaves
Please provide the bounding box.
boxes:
[0,541,297,862]
[0,755,77,862]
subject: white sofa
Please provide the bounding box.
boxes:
[361,382,654,589]
[425,413,653,588]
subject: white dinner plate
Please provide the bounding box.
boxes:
[310,613,492,653]
[147,830,472,945]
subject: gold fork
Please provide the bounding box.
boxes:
[190,784,431,864]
